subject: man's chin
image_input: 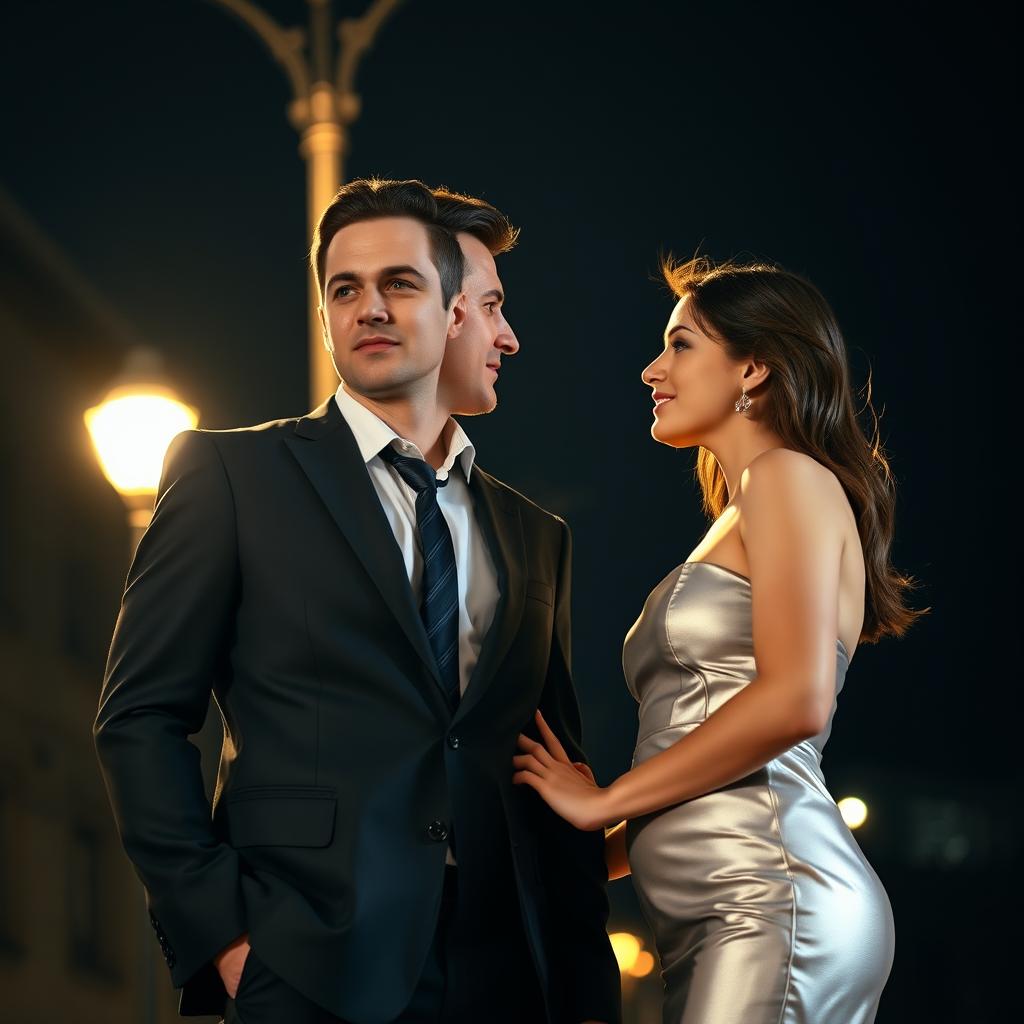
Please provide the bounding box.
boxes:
[342,366,421,399]
[450,389,498,416]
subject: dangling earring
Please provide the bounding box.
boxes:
[735,388,751,414]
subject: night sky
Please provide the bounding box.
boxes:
[3,0,1015,985]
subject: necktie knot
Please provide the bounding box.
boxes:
[379,443,449,493]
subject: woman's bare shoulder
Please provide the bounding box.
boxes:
[738,447,843,503]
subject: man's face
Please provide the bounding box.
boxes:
[438,233,519,415]
[319,216,465,400]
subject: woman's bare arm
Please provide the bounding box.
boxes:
[601,450,848,823]
[514,451,851,831]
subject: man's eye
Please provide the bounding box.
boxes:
[389,279,413,289]
[333,286,352,299]
[484,302,497,313]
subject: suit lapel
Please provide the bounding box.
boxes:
[283,398,452,723]
[455,464,526,723]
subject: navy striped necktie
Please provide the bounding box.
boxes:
[378,443,461,711]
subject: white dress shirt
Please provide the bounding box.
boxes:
[333,384,499,863]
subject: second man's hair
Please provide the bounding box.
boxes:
[431,187,520,257]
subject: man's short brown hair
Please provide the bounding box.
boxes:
[310,178,464,308]
[430,188,519,258]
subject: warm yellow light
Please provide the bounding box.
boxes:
[85,386,198,496]
[838,796,869,829]
[627,950,656,978]
[609,932,642,974]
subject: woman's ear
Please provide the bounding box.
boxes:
[744,359,770,390]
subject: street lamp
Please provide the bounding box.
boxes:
[206,0,406,407]
[84,347,198,555]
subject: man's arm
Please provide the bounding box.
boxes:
[530,517,622,1024]
[93,429,247,991]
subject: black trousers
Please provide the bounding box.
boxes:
[221,866,547,1024]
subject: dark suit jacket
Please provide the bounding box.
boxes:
[93,397,621,1024]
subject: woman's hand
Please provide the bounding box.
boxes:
[512,709,614,831]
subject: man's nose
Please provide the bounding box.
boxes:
[497,318,519,355]
[357,290,389,324]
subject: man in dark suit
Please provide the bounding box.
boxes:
[93,179,621,1024]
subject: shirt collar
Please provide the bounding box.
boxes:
[333,382,477,483]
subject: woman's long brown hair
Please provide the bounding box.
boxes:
[662,255,929,645]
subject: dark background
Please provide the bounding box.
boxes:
[1,1,1014,1020]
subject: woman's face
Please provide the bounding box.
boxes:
[641,294,744,447]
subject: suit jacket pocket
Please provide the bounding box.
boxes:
[225,785,337,848]
[525,578,554,607]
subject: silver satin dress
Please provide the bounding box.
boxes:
[622,561,895,1024]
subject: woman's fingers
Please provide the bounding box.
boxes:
[517,731,556,768]
[512,770,543,792]
[535,709,571,764]
[512,753,546,775]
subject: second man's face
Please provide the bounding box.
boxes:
[319,216,465,400]
[438,233,520,415]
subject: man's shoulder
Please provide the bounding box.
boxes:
[473,464,568,532]
[184,412,306,456]
[194,396,338,453]
[162,412,309,480]
[203,412,304,440]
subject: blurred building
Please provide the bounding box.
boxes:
[0,186,218,1023]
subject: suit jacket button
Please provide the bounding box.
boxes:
[447,733,460,750]
[427,820,449,842]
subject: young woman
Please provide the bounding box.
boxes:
[513,256,926,1023]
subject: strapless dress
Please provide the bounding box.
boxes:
[622,560,895,1024]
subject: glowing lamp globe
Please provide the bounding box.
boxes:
[84,349,198,539]
[85,386,197,497]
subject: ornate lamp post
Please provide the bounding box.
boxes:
[206,0,405,406]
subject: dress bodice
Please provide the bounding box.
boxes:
[622,560,850,759]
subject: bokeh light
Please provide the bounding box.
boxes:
[838,796,869,829]
[609,931,642,973]
[627,950,656,978]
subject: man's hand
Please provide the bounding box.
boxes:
[213,932,251,999]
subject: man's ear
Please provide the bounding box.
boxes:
[446,292,468,340]
[318,304,333,353]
